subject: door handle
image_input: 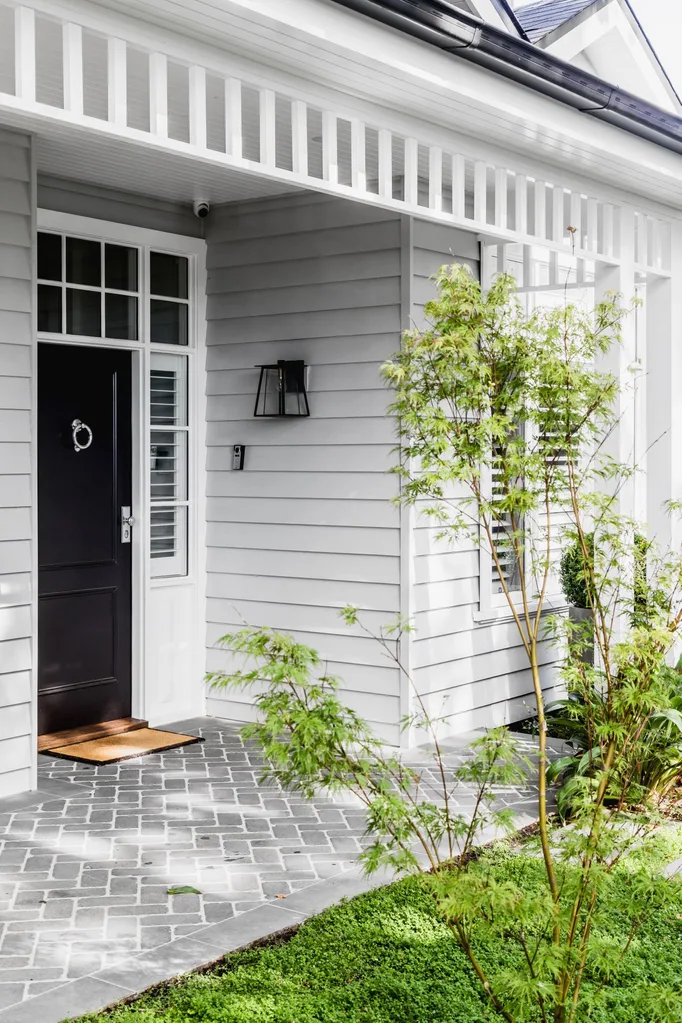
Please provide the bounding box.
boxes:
[121,507,134,544]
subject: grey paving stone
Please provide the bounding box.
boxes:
[94,936,224,992]
[0,976,132,1023]
[192,902,305,951]
[0,717,541,1021]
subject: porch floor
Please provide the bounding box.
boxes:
[0,718,543,1023]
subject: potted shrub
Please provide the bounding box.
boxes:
[560,533,594,664]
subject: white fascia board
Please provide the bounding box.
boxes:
[31,0,682,212]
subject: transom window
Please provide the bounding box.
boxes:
[37,232,190,346]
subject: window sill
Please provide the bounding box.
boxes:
[473,599,569,626]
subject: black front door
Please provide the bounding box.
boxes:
[38,343,132,736]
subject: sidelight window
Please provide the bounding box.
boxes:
[149,352,189,577]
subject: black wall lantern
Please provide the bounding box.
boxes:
[254,360,310,418]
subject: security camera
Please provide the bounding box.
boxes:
[193,199,210,219]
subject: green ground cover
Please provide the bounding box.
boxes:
[76,830,682,1023]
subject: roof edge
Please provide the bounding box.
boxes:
[331,0,682,156]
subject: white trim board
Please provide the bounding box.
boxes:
[34,208,208,730]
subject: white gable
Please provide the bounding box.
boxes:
[517,0,680,113]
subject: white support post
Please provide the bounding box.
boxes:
[404,137,418,207]
[552,185,564,246]
[595,206,637,518]
[350,119,366,192]
[569,192,582,250]
[189,65,207,149]
[534,179,546,240]
[63,23,83,117]
[428,146,442,212]
[15,7,36,105]
[149,52,168,138]
[378,129,392,200]
[474,160,487,225]
[586,198,599,253]
[522,244,532,289]
[494,167,508,230]
[322,110,338,184]
[259,88,276,168]
[515,173,527,236]
[225,78,242,159]
[646,220,682,550]
[646,217,656,271]
[602,203,614,258]
[291,100,308,177]
[108,38,127,127]
[452,154,465,220]
[595,208,638,641]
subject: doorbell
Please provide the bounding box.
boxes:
[233,444,245,470]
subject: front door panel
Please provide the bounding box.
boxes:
[38,343,132,735]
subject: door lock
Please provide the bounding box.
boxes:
[121,507,134,544]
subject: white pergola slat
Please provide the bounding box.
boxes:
[0,1,673,274]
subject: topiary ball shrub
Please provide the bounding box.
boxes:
[560,533,594,608]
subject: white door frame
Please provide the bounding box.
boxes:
[34,209,207,736]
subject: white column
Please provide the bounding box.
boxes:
[594,207,637,521]
[646,220,682,551]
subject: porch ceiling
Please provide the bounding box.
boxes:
[4,112,302,206]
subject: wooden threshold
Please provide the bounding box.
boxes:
[38,717,148,753]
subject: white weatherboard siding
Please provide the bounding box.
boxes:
[409,220,558,733]
[0,130,34,798]
[204,194,403,743]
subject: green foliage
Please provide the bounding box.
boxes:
[208,624,528,876]
[547,657,682,816]
[559,532,594,608]
[74,830,682,1023]
[201,265,682,1023]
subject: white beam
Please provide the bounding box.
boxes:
[291,99,308,176]
[404,137,418,207]
[15,7,35,105]
[351,119,366,192]
[259,88,276,168]
[63,23,83,117]
[322,110,338,184]
[189,65,207,149]
[429,146,442,212]
[378,128,392,200]
[225,78,242,159]
[107,38,127,127]
[149,52,168,138]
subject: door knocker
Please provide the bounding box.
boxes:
[71,419,93,453]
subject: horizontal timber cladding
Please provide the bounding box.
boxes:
[0,130,34,798]
[408,219,560,735]
[204,194,404,743]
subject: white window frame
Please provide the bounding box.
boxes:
[35,208,207,721]
[475,242,575,624]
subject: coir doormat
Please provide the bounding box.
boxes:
[41,727,204,765]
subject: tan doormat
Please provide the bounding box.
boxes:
[42,727,203,765]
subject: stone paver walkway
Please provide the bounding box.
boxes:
[0,718,543,1023]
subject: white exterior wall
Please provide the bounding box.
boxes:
[409,219,558,734]
[203,194,404,743]
[0,130,35,798]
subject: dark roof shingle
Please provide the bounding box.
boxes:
[515,0,597,42]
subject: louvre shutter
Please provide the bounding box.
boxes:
[149,353,188,576]
[490,442,523,594]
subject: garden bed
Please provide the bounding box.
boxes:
[75,826,682,1023]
